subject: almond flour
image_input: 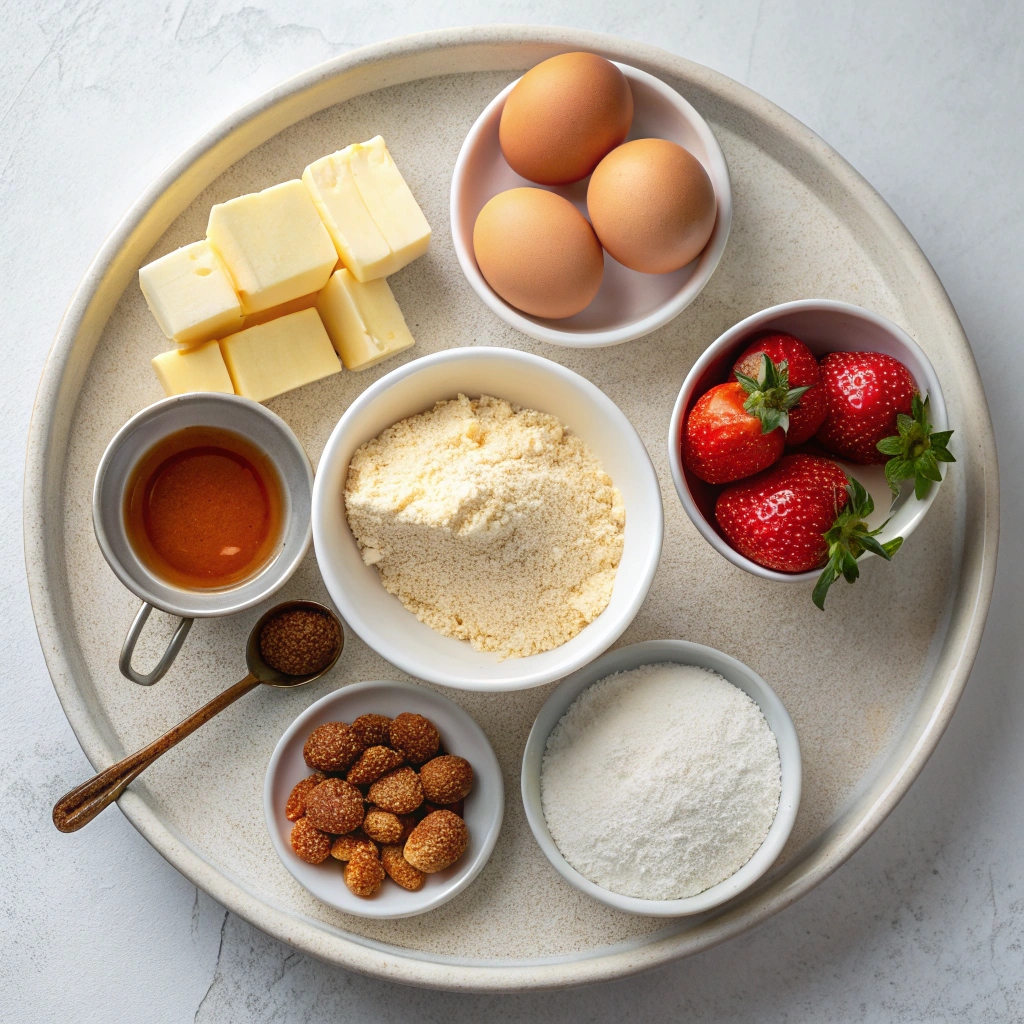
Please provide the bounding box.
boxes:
[344,394,625,658]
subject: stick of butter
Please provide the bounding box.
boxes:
[219,308,341,403]
[207,181,338,315]
[303,137,431,283]
[152,340,235,396]
[139,241,243,347]
[316,269,415,371]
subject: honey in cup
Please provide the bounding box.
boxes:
[124,425,284,590]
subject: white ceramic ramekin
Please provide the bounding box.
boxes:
[311,347,663,691]
[667,300,950,583]
[265,679,504,919]
[521,639,801,916]
[450,61,732,347]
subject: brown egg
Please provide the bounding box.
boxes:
[473,188,604,319]
[587,139,717,274]
[499,52,633,185]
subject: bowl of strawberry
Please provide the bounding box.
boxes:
[668,300,954,607]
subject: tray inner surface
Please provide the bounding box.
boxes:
[59,71,959,961]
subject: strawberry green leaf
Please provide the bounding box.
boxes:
[812,474,904,610]
[876,394,955,497]
[876,436,905,456]
[737,354,812,436]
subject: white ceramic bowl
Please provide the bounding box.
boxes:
[450,61,732,347]
[521,640,801,916]
[264,679,504,919]
[668,300,950,583]
[312,347,663,691]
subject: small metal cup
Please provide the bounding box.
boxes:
[93,392,313,686]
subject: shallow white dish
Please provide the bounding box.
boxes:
[265,679,503,918]
[522,640,800,916]
[312,346,664,691]
[450,61,732,347]
[668,299,950,584]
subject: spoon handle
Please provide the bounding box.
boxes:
[53,674,261,833]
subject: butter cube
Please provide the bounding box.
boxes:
[302,151,392,282]
[316,269,415,371]
[207,180,338,315]
[219,308,340,403]
[152,340,235,396]
[303,137,431,282]
[139,241,243,347]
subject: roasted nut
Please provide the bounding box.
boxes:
[388,713,440,765]
[290,818,331,864]
[396,813,418,842]
[329,834,378,861]
[285,772,325,821]
[368,766,424,814]
[346,746,405,786]
[303,722,364,772]
[344,848,385,897]
[304,778,365,834]
[362,808,404,844]
[404,810,468,873]
[351,713,392,748]
[419,755,473,805]
[381,844,426,891]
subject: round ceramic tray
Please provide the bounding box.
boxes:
[25,26,998,991]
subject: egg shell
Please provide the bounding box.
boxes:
[498,52,633,186]
[472,188,604,319]
[587,138,717,274]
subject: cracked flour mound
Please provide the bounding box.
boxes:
[344,394,625,659]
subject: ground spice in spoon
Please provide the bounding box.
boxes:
[259,608,341,676]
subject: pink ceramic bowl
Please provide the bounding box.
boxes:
[450,61,732,347]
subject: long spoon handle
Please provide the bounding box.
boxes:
[53,674,261,833]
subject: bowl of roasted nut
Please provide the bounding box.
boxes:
[264,679,504,918]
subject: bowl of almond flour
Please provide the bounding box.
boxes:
[311,347,664,691]
[521,639,801,915]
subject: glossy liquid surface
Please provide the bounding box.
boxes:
[124,426,283,589]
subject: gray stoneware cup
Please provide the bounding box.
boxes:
[93,392,313,686]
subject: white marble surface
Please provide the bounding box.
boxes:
[2,1,1021,1020]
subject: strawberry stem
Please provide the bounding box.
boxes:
[812,476,904,610]
[735,353,811,436]
[876,394,955,500]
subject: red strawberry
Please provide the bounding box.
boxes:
[716,454,903,607]
[815,351,916,463]
[683,354,810,485]
[683,382,784,484]
[733,333,827,445]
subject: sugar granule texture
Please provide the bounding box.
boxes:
[540,664,782,900]
[344,394,625,658]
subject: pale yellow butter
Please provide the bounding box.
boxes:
[219,308,340,403]
[152,340,235,396]
[303,137,430,282]
[302,152,392,282]
[207,180,338,315]
[316,269,415,371]
[138,240,243,347]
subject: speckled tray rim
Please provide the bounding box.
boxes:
[23,25,999,992]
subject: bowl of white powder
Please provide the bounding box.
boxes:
[312,347,663,690]
[522,640,801,915]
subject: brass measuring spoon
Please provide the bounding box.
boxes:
[53,600,343,833]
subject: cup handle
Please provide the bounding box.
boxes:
[119,603,194,686]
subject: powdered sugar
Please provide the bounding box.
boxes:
[540,663,781,900]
